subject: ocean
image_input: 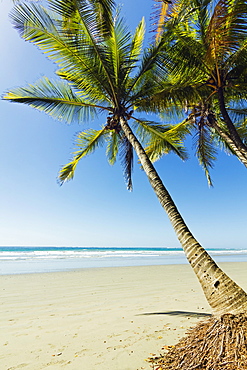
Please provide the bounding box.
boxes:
[1,246,247,275]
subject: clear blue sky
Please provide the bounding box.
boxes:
[1,0,247,249]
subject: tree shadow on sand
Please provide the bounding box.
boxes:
[138,310,211,318]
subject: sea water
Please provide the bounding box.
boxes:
[1,246,247,275]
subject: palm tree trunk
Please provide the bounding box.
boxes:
[217,87,247,161]
[213,121,247,168]
[120,116,247,316]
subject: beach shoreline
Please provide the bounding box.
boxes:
[2,245,247,275]
[1,262,247,370]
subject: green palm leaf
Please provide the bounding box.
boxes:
[129,17,145,64]
[134,119,189,161]
[194,121,217,186]
[49,0,115,37]
[5,0,194,190]
[125,34,168,102]
[10,2,117,103]
[119,135,133,191]
[106,14,133,92]
[59,128,107,183]
[122,17,145,91]
[137,81,204,114]
[3,77,108,123]
[106,130,120,165]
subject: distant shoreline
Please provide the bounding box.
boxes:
[1,246,247,275]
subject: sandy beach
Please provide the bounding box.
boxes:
[1,262,247,370]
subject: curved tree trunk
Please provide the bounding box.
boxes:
[217,87,247,164]
[120,116,247,317]
[213,121,247,168]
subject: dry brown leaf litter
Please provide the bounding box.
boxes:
[147,313,247,370]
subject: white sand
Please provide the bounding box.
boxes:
[1,262,247,370]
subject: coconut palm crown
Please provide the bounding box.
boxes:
[4,0,188,191]
[149,0,247,185]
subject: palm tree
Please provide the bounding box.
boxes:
[4,0,247,319]
[149,0,247,184]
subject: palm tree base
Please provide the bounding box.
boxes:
[147,313,247,369]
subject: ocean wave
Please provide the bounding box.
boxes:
[1,247,247,261]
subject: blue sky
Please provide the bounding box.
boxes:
[1,0,247,249]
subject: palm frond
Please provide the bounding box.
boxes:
[205,0,247,65]
[10,2,117,103]
[226,103,247,125]
[133,118,189,161]
[119,135,133,191]
[106,130,120,165]
[164,35,209,81]
[84,0,116,36]
[235,124,247,146]
[48,0,115,36]
[224,40,247,81]
[215,119,247,149]
[67,0,118,104]
[135,81,205,114]
[106,14,133,92]
[59,127,107,184]
[194,122,217,186]
[151,0,201,42]
[3,77,109,123]
[125,34,168,100]
[122,17,145,93]
[151,0,170,43]
[129,17,145,64]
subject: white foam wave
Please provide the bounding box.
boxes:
[1,248,247,261]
